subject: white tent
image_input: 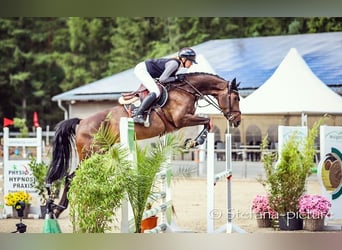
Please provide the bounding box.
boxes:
[240,48,342,115]
[187,54,216,74]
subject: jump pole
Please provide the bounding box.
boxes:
[119,117,135,233]
[206,132,246,233]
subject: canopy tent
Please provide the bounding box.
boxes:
[240,48,342,115]
[187,54,216,74]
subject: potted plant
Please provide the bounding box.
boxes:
[140,202,158,233]
[4,191,32,218]
[251,194,277,228]
[28,158,62,218]
[299,194,331,231]
[125,133,180,233]
[259,118,325,230]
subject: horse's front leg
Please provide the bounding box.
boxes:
[176,114,211,148]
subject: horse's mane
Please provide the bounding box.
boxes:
[178,72,225,80]
[178,72,239,91]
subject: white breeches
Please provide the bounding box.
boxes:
[134,62,161,97]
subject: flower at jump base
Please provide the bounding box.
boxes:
[251,194,277,219]
[299,194,331,219]
[4,191,32,207]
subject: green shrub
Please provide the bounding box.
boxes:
[259,117,325,215]
[68,143,131,233]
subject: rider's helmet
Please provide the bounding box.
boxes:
[178,47,197,64]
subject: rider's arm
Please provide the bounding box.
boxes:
[158,60,180,83]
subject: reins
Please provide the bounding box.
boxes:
[182,79,222,111]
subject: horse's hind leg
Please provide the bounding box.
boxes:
[54,173,74,218]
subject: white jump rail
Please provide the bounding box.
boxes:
[207,132,246,233]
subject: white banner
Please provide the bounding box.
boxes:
[317,126,342,220]
[2,127,42,217]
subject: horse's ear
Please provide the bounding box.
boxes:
[230,78,237,88]
[237,81,241,88]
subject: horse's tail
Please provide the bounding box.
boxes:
[46,118,81,184]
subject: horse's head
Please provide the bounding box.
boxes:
[217,78,241,127]
[177,72,241,127]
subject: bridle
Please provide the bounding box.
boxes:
[176,79,241,122]
[224,83,241,122]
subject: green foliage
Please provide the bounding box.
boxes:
[68,115,182,233]
[259,118,326,214]
[68,118,129,233]
[29,158,62,205]
[68,143,131,233]
[126,133,181,233]
[0,17,66,127]
[91,113,119,154]
[13,117,28,137]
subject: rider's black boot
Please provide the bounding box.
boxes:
[133,92,157,124]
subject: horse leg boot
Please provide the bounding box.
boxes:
[133,92,157,124]
[184,128,209,148]
[194,127,209,146]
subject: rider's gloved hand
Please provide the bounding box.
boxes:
[176,74,185,82]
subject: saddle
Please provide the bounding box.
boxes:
[119,84,149,105]
[118,83,168,119]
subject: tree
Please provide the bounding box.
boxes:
[0,17,67,128]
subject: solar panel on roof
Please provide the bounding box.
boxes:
[192,32,342,88]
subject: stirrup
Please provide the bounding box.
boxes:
[133,115,145,124]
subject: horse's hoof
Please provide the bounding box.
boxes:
[184,139,196,149]
[53,208,63,218]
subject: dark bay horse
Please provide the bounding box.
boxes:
[46,72,241,216]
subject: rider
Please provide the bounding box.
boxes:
[132,47,197,124]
